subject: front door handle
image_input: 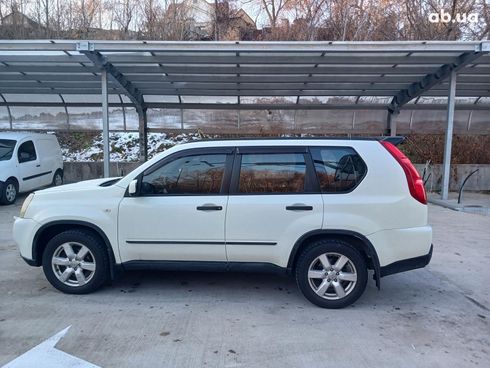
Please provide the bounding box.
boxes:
[286,204,313,211]
[197,204,223,211]
[36,164,41,167]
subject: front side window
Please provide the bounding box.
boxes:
[238,153,307,194]
[311,147,367,193]
[18,141,37,163]
[0,139,16,161]
[141,153,227,195]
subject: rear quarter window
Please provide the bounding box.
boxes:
[311,147,367,193]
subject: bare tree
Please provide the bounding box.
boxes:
[293,0,327,40]
[113,0,138,36]
[140,0,164,39]
[162,0,193,40]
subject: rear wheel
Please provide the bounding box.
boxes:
[52,169,63,186]
[42,230,109,294]
[0,178,18,205]
[295,239,368,309]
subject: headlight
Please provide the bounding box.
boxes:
[20,193,34,218]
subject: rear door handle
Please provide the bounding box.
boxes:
[286,205,313,211]
[36,164,41,167]
[197,205,223,211]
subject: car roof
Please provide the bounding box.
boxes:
[0,131,57,141]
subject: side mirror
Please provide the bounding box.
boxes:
[128,179,138,196]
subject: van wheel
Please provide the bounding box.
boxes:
[42,230,109,294]
[295,239,368,309]
[52,170,63,186]
[0,178,18,205]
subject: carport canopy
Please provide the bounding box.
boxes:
[2,40,490,199]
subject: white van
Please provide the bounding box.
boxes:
[0,132,63,205]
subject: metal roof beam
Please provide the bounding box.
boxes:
[5,87,490,97]
[389,45,486,112]
[0,65,462,75]
[77,42,145,110]
[1,101,490,110]
[0,74,432,84]
[3,73,490,85]
[0,40,483,53]
[0,65,98,73]
[102,55,461,65]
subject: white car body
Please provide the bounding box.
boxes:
[0,132,63,195]
[13,138,433,307]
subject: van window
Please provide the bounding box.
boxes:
[0,139,16,161]
[18,141,37,163]
[311,147,367,193]
[238,153,306,194]
[141,153,227,195]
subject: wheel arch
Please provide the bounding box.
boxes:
[5,176,19,188]
[32,220,119,280]
[288,229,381,289]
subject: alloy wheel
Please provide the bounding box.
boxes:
[5,183,16,202]
[51,242,96,287]
[307,252,358,300]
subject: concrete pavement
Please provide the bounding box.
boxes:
[0,197,488,367]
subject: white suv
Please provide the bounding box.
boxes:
[13,138,432,308]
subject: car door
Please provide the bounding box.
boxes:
[118,147,233,263]
[35,138,56,187]
[225,146,324,268]
[16,140,43,192]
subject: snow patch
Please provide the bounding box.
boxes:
[61,132,204,162]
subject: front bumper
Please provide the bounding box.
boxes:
[380,244,433,277]
[13,216,40,265]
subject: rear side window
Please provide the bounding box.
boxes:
[141,153,227,195]
[239,153,306,193]
[311,147,367,193]
[18,140,37,163]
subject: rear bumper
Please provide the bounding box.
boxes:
[380,244,433,277]
[367,225,432,267]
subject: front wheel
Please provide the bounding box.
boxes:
[0,179,18,205]
[295,239,368,309]
[42,230,109,294]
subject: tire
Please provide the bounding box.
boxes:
[0,178,18,205]
[42,229,109,294]
[52,169,63,186]
[295,239,368,309]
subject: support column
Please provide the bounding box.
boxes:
[0,94,12,130]
[138,107,148,162]
[441,70,457,200]
[387,111,397,136]
[101,70,110,178]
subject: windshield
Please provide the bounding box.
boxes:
[0,139,16,161]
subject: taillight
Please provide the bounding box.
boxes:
[380,141,427,204]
